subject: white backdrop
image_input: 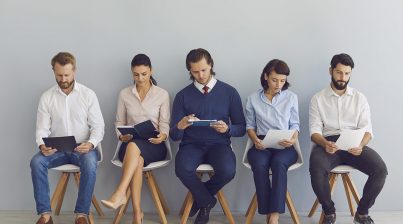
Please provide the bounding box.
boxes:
[0,0,402,214]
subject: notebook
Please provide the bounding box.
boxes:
[117,120,159,139]
[42,136,78,153]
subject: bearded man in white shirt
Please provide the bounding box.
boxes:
[309,53,387,224]
[30,52,105,224]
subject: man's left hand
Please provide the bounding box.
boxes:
[348,147,363,156]
[75,142,94,154]
[211,120,229,133]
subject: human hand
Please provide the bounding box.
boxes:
[149,133,167,144]
[74,142,94,154]
[177,114,197,130]
[119,134,133,142]
[253,139,266,150]
[348,147,363,156]
[40,144,57,156]
[211,120,229,133]
[324,141,339,154]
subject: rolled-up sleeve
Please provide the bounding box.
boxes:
[158,92,171,136]
[309,95,323,137]
[289,94,300,132]
[245,95,256,130]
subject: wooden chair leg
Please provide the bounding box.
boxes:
[345,173,360,204]
[145,171,168,224]
[51,172,69,212]
[319,173,339,224]
[55,173,70,215]
[308,173,337,217]
[286,190,301,224]
[217,190,235,224]
[91,195,105,216]
[180,192,193,224]
[341,174,356,216]
[88,212,95,224]
[149,171,169,215]
[112,188,131,224]
[245,193,257,224]
[245,192,256,217]
[179,191,192,216]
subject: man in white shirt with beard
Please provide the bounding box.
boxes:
[30,52,104,224]
[309,53,387,224]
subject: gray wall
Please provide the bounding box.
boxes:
[1,0,402,214]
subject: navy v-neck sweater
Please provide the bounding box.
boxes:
[170,80,246,145]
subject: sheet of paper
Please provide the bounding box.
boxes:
[261,130,295,149]
[336,128,366,150]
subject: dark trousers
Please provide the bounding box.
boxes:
[248,146,298,214]
[309,136,388,215]
[175,143,236,207]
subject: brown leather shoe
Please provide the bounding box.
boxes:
[36,216,53,224]
[74,217,88,224]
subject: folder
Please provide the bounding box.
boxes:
[42,136,78,153]
[117,120,159,139]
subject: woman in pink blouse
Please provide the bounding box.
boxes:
[101,54,170,224]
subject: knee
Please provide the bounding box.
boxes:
[250,162,269,174]
[216,164,236,182]
[175,162,194,179]
[137,156,144,167]
[270,159,288,173]
[80,154,98,173]
[30,153,45,171]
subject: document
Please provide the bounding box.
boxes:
[335,128,366,150]
[117,120,159,139]
[261,130,295,149]
[188,119,218,127]
[42,136,77,153]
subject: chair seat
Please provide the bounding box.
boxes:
[51,164,80,172]
[331,165,356,173]
[196,164,214,172]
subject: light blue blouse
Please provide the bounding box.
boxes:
[245,89,300,136]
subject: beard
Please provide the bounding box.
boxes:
[331,76,349,90]
[57,79,74,89]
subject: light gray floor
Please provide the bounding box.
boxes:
[1,211,402,224]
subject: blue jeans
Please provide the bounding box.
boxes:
[30,149,99,215]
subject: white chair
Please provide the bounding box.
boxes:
[242,138,304,224]
[178,162,236,224]
[308,164,360,224]
[50,144,104,224]
[110,140,172,224]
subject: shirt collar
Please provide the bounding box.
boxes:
[194,77,217,93]
[56,81,79,95]
[326,85,353,97]
[131,81,155,96]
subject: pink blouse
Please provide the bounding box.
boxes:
[115,84,170,138]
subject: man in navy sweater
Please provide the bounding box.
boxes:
[171,48,246,224]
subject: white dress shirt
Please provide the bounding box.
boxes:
[309,85,373,137]
[36,82,105,148]
[194,77,217,93]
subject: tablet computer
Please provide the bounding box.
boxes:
[188,119,217,127]
[42,136,77,153]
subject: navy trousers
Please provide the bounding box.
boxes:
[248,146,297,214]
[175,143,236,207]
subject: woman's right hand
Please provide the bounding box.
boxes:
[254,139,266,150]
[119,134,133,142]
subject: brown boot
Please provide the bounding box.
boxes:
[74,217,88,224]
[36,216,53,224]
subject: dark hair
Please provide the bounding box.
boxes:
[131,53,157,85]
[330,53,354,69]
[51,52,76,70]
[186,48,215,80]
[260,59,290,91]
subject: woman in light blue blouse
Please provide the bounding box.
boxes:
[245,59,299,224]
